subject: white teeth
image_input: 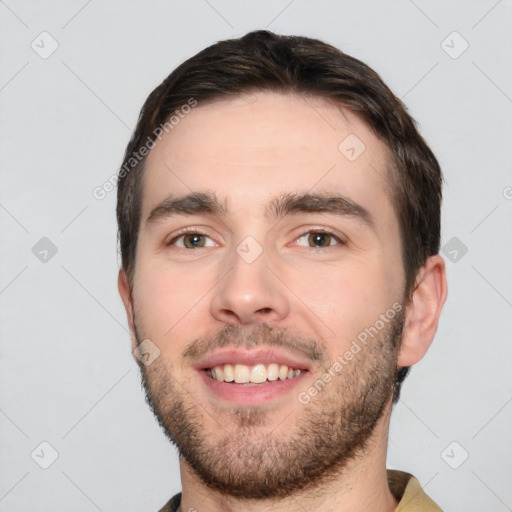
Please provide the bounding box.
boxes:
[267,363,279,381]
[278,365,289,380]
[213,366,224,381]
[208,363,304,383]
[223,364,234,382]
[234,364,250,383]
[250,364,267,384]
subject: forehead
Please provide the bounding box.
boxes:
[142,91,393,221]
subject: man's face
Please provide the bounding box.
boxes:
[125,92,407,498]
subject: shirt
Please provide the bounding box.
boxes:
[157,469,442,511]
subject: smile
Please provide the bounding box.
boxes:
[206,363,304,384]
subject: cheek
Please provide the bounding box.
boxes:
[290,259,397,350]
[133,258,213,340]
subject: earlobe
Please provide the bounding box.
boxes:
[398,255,448,367]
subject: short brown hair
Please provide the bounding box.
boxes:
[116,30,442,403]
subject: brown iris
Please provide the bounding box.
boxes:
[308,233,332,247]
[183,234,206,248]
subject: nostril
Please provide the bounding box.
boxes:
[257,307,272,315]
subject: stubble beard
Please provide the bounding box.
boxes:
[135,313,404,500]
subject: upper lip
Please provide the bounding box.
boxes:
[193,346,313,371]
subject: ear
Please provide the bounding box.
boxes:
[398,255,448,367]
[117,269,138,354]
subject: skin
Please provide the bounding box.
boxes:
[118,91,447,512]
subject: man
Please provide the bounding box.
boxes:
[117,30,447,511]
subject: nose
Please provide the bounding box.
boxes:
[210,246,290,325]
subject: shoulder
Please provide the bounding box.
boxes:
[388,470,443,511]
[157,492,182,512]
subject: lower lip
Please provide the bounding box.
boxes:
[199,370,308,405]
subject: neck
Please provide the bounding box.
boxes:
[178,401,398,512]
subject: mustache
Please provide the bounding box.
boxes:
[182,323,324,364]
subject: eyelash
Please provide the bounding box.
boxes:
[165,227,217,248]
[165,227,346,249]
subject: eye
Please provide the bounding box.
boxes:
[167,231,216,249]
[295,231,344,248]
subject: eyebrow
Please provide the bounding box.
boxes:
[146,191,374,229]
[146,192,228,224]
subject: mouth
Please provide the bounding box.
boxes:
[195,347,312,404]
[205,363,305,385]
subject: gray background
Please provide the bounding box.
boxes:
[1,0,511,510]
